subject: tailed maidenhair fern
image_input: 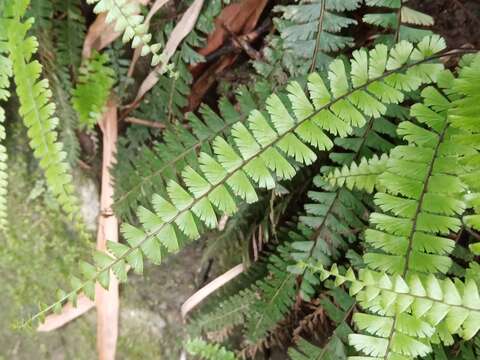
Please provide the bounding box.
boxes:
[188,244,296,343]
[4,0,81,221]
[113,87,258,219]
[28,36,452,325]
[364,0,434,44]
[72,52,115,129]
[301,56,480,359]
[290,176,367,300]
[275,0,362,74]
[86,0,163,66]
[304,262,480,356]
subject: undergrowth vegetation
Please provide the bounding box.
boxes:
[1,0,480,359]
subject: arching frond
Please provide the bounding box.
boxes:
[113,87,257,219]
[276,0,362,73]
[364,0,434,44]
[85,0,163,65]
[5,0,81,221]
[305,263,480,357]
[72,52,115,129]
[27,36,451,325]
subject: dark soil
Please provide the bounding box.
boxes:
[412,0,480,49]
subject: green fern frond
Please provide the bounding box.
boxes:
[5,0,81,220]
[288,288,355,360]
[306,262,480,358]
[113,87,257,219]
[291,176,368,300]
[364,0,434,44]
[244,245,297,341]
[85,0,163,66]
[185,338,238,360]
[189,288,255,337]
[335,59,480,359]
[362,85,467,276]
[28,36,451,326]
[53,0,85,74]
[447,55,480,234]
[275,0,362,73]
[72,52,116,129]
[325,153,389,193]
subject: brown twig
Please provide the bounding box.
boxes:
[124,116,167,129]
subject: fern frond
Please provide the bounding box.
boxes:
[325,153,389,193]
[5,1,81,220]
[291,176,368,300]
[364,0,434,44]
[288,288,355,360]
[86,0,163,66]
[276,0,362,73]
[244,245,297,342]
[72,52,116,129]
[185,338,238,360]
[447,55,480,234]
[28,36,451,325]
[113,87,257,219]
[306,263,480,357]
[53,0,85,74]
[338,59,480,359]
[364,89,466,275]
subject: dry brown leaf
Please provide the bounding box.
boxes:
[82,0,150,59]
[181,263,244,319]
[196,0,268,58]
[37,295,95,332]
[127,0,205,110]
[187,0,268,109]
[127,0,171,76]
[96,100,120,360]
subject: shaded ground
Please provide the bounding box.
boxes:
[413,0,480,48]
[2,241,206,359]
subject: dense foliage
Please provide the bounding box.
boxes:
[1,0,480,359]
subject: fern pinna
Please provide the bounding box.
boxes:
[4,0,81,222]
[364,0,434,44]
[275,0,361,74]
[28,36,451,326]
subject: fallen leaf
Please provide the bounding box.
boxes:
[96,100,120,360]
[37,295,95,332]
[186,0,268,109]
[127,0,205,110]
[181,263,244,319]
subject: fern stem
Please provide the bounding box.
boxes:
[309,0,326,74]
